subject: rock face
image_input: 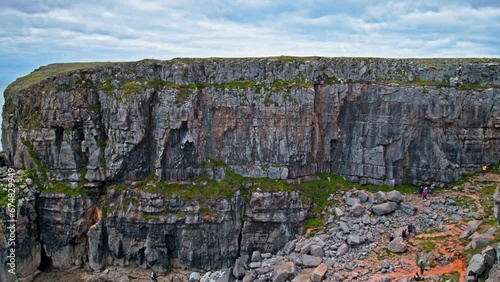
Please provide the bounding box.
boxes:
[3,58,500,186]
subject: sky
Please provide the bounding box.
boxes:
[0,0,499,143]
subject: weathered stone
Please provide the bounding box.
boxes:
[471,233,494,250]
[345,197,360,206]
[301,255,322,267]
[386,191,404,203]
[336,243,349,256]
[233,255,249,279]
[467,254,486,276]
[310,263,328,282]
[461,220,483,239]
[310,245,324,257]
[372,202,399,216]
[357,191,369,203]
[272,261,296,282]
[481,246,496,268]
[350,203,365,217]
[387,237,407,253]
[347,235,365,246]
[373,191,387,204]
[251,251,261,262]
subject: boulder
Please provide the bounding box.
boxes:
[310,245,324,257]
[357,191,369,203]
[334,207,344,218]
[471,233,494,250]
[373,191,387,204]
[350,203,365,217]
[310,263,328,282]
[189,272,201,282]
[387,237,407,253]
[347,235,365,246]
[494,188,500,224]
[481,246,496,267]
[461,220,483,239]
[345,197,360,206]
[251,251,261,262]
[272,262,296,282]
[372,202,399,216]
[486,265,500,282]
[336,243,349,256]
[233,255,249,279]
[467,254,486,277]
[386,191,404,203]
[301,255,322,267]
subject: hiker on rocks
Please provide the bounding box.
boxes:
[429,184,435,195]
[422,187,428,200]
[407,224,413,237]
[413,272,422,281]
[389,233,394,241]
[402,229,408,240]
[419,260,425,276]
[419,186,424,195]
[151,271,157,282]
[482,165,487,175]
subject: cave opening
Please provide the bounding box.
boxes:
[38,245,52,272]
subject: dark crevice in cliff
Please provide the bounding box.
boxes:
[34,195,52,272]
[237,203,245,257]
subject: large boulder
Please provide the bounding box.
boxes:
[233,255,249,280]
[272,261,296,282]
[461,220,483,239]
[467,254,486,277]
[481,246,496,268]
[471,233,494,250]
[350,203,365,217]
[372,202,399,216]
[386,191,404,203]
[387,237,407,253]
[371,191,387,204]
[494,188,500,224]
[310,263,328,282]
[301,255,322,267]
[345,197,360,206]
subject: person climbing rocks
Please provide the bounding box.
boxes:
[407,224,413,237]
[419,260,425,276]
[389,233,394,242]
[422,187,428,201]
[151,271,158,282]
[413,272,422,281]
[402,229,407,240]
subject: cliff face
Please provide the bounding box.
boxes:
[3,58,500,186]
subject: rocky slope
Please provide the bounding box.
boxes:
[2,58,500,186]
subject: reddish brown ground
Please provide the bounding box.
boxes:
[367,171,500,282]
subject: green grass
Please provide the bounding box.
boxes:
[45,182,87,197]
[8,62,118,93]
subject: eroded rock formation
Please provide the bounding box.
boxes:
[3,58,499,186]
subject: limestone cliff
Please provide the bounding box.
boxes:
[3,57,500,186]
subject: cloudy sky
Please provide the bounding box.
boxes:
[0,0,499,125]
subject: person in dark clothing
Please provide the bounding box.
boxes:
[389,233,394,242]
[402,229,407,240]
[419,260,425,276]
[413,272,422,281]
[408,224,413,235]
[151,271,157,282]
